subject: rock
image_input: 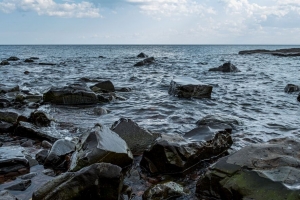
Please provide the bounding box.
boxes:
[29,110,51,127]
[0,190,18,200]
[111,118,160,155]
[33,163,124,200]
[297,94,300,102]
[209,62,240,72]
[24,71,30,75]
[44,139,75,170]
[93,107,108,115]
[168,76,213,99]
[42,168,56,177]
[284,84,300,93]
[134,57,155,66]
[196,113,242,130]
[5,179,31,191]
[41,140,53,149]
[43,83,98,105]
[143,181,187,200]
[7,56,20,61]
[137,52,148,58]
[0,111,19,124]
[0,146,30,183]
[35,149,49,164]
[196,137,300,200]
[20,140,34,147]
[29,57,39,60]
[98,55,106,58]
[0,121,14,133]
[38,63,56,66]
[0,84,19,93]
[69,124,133,172]
[141,128,232,175]
[115,87,132,92]
[239,48,300,56]
[0,60,9,66]
[90,80,115,93]
[24,59,34,63]
[14,121,58,142]
[97,93,116,103]
[20,172,38,180]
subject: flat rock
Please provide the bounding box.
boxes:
[5,179,31,191]
[20,172,38,180]
[90,80,115,92]
[7,57,20,61]
[239,48,300,57]
[196,137,300,200]
[209,62,240,72]
[168,76,213,99]
[38,63,56,66]
[284,84,300,93]
[134,57,155,66]
[24,59,34,63]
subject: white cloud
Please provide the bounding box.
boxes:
[0,0,101,18]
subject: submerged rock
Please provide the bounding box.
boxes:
[24,59,34,63]
[168,76,213,99]
[284,84,300,93]
[7,56,20,61]
[137,52,148,58]
[111,118,160,155]
[209,62,240,72]
[69,124,133,172]
[43,83,98,105]
[0,60,9,66]
[196,137,300,200]
[33,163,124,200]
[134,57,155,66]
[90,80,115,93]
[38,63,56,66]
[196,113,242,130]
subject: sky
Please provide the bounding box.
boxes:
[0,0,300,44]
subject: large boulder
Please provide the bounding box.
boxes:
[111,118,160,155]
[140,127,232,175]
[43,83,98,105]
[69,124,133,172]
[32,163,124,200]
[168,76,213,99]
[196,137,300,200]
[209,62,240,72]
[134,57,155,66]
[284,84,300,93]
[90,80,115,93]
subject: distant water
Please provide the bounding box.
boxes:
[1,45,300,150]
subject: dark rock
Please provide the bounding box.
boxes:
[43,83,98,105]
[111,118,160,155]
[196,114,242,129]
[41,140,53,149]
[92,107,108,115]
[239,48,300,57]
[5,179,31,191]
[29,57,39,60]
[0,111,19,124]
[0,60,9,66]
[209,62,240,72]
[0,190,18,200]
[35,149,49,164]
[0,84,19,93]
[137,52,148,58]
[14,121,58,142]
[20,172,38,180]
[38,63,56,66]
[0,121,14,133]
[97,93,116,103]
[42,168,56,177]
[20,140,33,147]
[297,94,300,102]
[44,139,75,170]
[99,55,106,58]
[141,128,232,175]
[7,56,20,61]
[168,76,213,99]
[284,84,300,93]
[33,163,124,200]
[196,137,300,200]
[134,57,155,66]
[91,80,115,93]
[29,110,51,127]
[115,87,132,92]
[24,71,30,75]
[25,155,39,167]
[143,181,187,200]
[69,124,133,172]
[24,59,34,63]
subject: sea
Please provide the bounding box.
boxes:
[1,45,300,151]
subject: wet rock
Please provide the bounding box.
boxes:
[0,60,9,66]
[196,113,242,130]
[42,168,56,177]
[41,140,52,149]
[5,179,31,191]
[0,190,18,200]
[111,118,160,155]
[69,124,133,172]
[209,62,240,72]
[0,146,30,183]
[14,122,58,142]
[7,56,20,61]
[297,94,300,102]
[141,128,232,175]
[168,76,213,99]
[24,59,34,63]
[0,121,14,133]
[38,62,56,66]
[0,84,19,93]
[20,172,38,180]
[196,137,300,200]
[99,55,106,58]
[284,84,300,93]
[0,111,19,124]
[116,87,132,92]
[25,155,39,167]
[137,52,148,58]
[24,71,30,75]
[20,139,34,147]
[43,83,98,105]
[33,163,124,200]
[91,80,115,93]
[97,93,116,103]
[0,98,10,107]
[134,57,155,66]
[44,139,75,170]
[25,95,43,103]
[93,107,108,115]
[143,181,187,200]
[29,57,39,60]
[29,110,51,127]
[239,48,300,56]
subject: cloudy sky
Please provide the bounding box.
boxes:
[0,0,300,44]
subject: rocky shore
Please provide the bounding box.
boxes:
[239,48,300,57]
[0,50,300,199]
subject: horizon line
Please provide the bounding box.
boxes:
[0,44,300,46]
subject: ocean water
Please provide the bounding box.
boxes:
[1,45,300,150]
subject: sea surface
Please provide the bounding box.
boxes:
[1,45,300,150]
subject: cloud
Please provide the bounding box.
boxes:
[0,0,101,18]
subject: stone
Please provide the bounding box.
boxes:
[239,48,300,56]
[41,140,53,149]
[24,71,30,75]
[143,181,187,200]
[44,139,75,170]
[196,113,242,130]
[38,63,56,66]
[93,107,108,115]
[5,180,31,191]
[91,80,115,93]
[33,163,124,200]
[24,59,34,63]
[7,56,20,61]
[0,111,19,124]
[35,149,49,164]
[99,55,106,58]
[115,87,132,92]
[140,128,232,175]
[196,137,300,200]
[42,168,56,177]
[97,93,116,103]
[111,118,160,155]
[29,110,51,127]
[134,57,155,66]
[20,172,38,180]
[43,83,98,105]
[0,60,9,66]
[284,84,300,93]
[69,124,133,172]
[209,62,240,72]
[0,121,14,133]
[20,140,34,147]
[137,52,148,58]
[0,190,18,200]
[168,76,213,99]
[297,94,300,102]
